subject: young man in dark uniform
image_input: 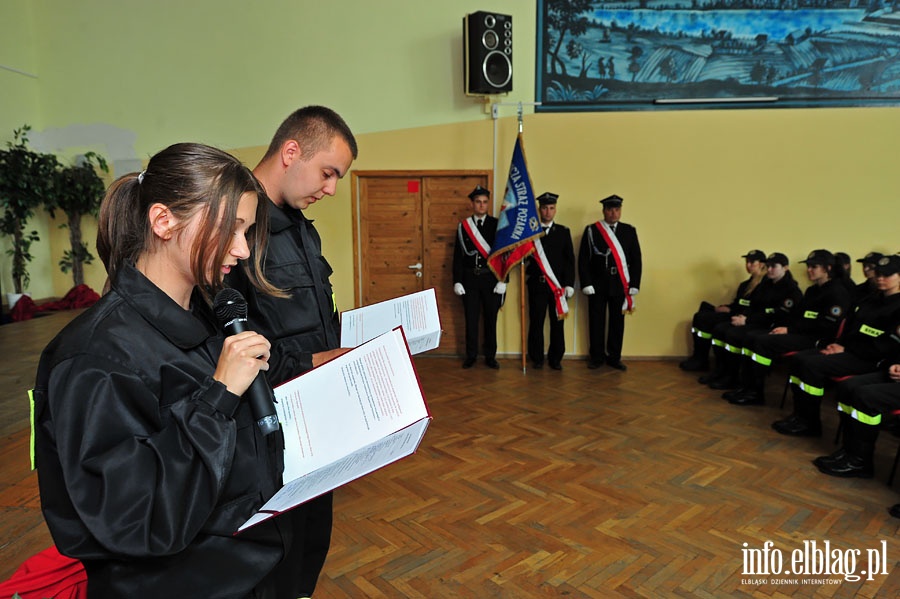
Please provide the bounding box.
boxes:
[578,194,642,371]
[525,192,575,370]
[227,105,358,599]
[453,185,505,369]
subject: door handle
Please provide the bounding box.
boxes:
[407,263,423,270]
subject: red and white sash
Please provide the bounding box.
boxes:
[532,237,568,319]
[460,217,491,259]
[594,221,634,313]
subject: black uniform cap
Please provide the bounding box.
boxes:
[537,192,559,206]
[600,194,623,207]
[468,185,490,200]
[765,252,790,266]
[857,251,884,266]
[799,249,835,266]
[742,249,766,262]
[874,254,900,276]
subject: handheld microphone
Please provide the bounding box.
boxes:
[212,288,280,436]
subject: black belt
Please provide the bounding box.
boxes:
[467,266,489,275]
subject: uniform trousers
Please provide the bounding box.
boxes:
[787,349,879,426]
[837,371,900,425]
[460,268,502,361]
[741,331,817,389]
[587,291,625,364]
[527,281,565,367]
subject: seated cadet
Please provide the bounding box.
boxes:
[704,252,802,391]
[680,249,767,372]
[814,361,900,479]
[773,254,900,437]
[725,249,850,405]
[833,251,856,297]
[852,251,883,305]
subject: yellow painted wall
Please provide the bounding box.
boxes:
[2,1,898,359]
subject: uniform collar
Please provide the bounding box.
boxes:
[113,263,214,349]
[270,202,313,233]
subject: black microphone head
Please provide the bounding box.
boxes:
[213,288,248,325]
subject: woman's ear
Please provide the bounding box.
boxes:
[148,203,174,240]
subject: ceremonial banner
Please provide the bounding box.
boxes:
[487,134,542,280]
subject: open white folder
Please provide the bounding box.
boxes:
[340,288,442,355]
[238,327,431,533]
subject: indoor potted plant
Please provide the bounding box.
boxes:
[0,125,60,308]
[50,152,109,288]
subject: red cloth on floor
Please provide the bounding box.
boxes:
[10,285,100,322]
[0,545,87,599]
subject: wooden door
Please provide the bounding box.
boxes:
[352,171,492,357]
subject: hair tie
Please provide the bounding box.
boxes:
[137,170,146,184]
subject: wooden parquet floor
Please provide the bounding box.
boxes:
[2,312,900,597]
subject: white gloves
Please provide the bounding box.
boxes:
[493,282,507,295]
[629,287,639,296]
[564,286,575,298]
[453,283,465,296]
[582,285,595,296]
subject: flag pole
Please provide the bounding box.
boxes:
[518,102,526,372]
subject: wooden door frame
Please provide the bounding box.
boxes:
[350,169,494,307]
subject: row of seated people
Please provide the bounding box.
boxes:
[681,249,900,515]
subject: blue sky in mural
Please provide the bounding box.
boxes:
[536,0,900,110]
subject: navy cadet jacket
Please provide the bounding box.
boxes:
[578,221,642,296]
[525,222,575,290]
[834,291,900,365]
[33,264,289,598]
[452,214,498,283]
[786,279,851,340]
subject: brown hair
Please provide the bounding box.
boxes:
[97,142,279,301]
[261,105,358,163]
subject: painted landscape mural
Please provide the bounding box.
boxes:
[536,0,900,110]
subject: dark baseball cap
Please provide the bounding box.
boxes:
[742,250,766,262]
[874,254,900,276]
[765,252,790,266]
[857,251,884,266]
[799,249,835,266]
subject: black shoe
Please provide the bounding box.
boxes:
[813,448,848,469]
[722,388,748,401]
[708,377,738,390]
[607,360,627,371]
[729,391,764,406]
[462,357,476,369]
[679,358,708,372]
[485,358,500,370]
[815,455,874,478]
[697,373,719,384]
[889,504,900,519]
[588,361,603,370]
[532,361,544,370]
[772,417,821,437]
[549,363,562,371]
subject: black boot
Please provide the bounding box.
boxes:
[698,343,728,384]
[813,413,852,468]
[680,336,711,371]
[729,362,766,405]
[773,390,821,437]
[817,419,877,478]
[708,350,741,389]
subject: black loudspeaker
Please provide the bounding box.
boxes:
[463,11,512,95]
